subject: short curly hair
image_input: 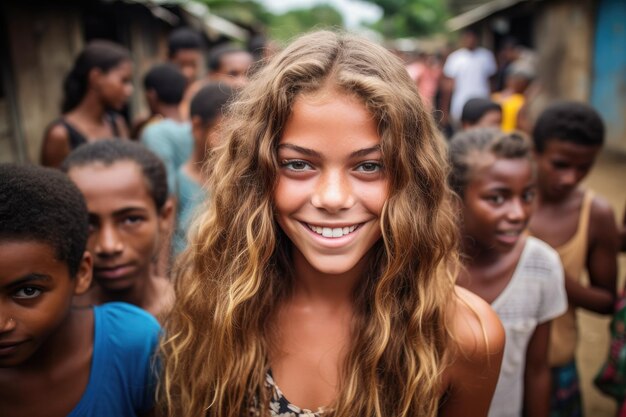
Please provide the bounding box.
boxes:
[168,27,203,58]
[533,101,605,153]
[0,163,88,277]
[61,140,168,211]
[448,128,533,197]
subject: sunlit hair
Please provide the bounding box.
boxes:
[448,128,533,198]
[160,30,459,417]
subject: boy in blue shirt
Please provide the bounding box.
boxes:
[0,164,160,417]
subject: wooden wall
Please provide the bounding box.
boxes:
[4,2,83,162]
[528,0,596,124]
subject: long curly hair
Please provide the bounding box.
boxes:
[159,30,459,417]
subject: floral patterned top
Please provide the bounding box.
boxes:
[266,372,326,417]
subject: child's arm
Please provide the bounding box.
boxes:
[583,198,620,313]
[41,124,71,168]
[523,321,551,417]
[621,203,626,252]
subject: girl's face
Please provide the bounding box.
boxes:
[462,156,536,252]
[93,60,133,111]
[68,161,170,292]
[274,89,389,276]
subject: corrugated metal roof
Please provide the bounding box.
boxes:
[115,0,248,40]
[446,0,528,31]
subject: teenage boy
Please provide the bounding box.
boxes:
[0,163,160,417]
[529,101,620,416]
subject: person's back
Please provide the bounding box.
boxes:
[528,101,620,416]
[0,163,160,417]
[139,63,193,194]
[174,82,235,255]
[443,29,497,123]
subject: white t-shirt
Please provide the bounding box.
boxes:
[488,237,568,417]
[443,47,497,122]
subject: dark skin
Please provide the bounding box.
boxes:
[0,242,93,417]
[530,140,619,314]
[457,156,551,417]
[0,241,155,417]
[67,162,175,322]
[621,204,626,252]
[41,61,132,167]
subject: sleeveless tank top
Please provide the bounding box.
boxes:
[545,190,594,366]
[52,112,121,150]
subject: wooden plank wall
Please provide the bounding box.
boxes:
[5,3,83,162]
[528,0,595,124]
[128,14,170,127]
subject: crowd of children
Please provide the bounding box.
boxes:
[0,27,623,417]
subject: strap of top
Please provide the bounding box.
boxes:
[106,111,121,137]
[55,118,88,149]
[51,113,121,150]
[556,189,594,281]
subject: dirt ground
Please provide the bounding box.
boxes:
[576,150,626,417]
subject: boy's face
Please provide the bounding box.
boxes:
[535,139,601,200]
[192,115,224,161]
[0,241,91,367]
[171,48,202,85]
[68,161,170,292]
[212,51,253,89]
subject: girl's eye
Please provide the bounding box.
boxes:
[355,162,382,173]
[487,195,505,205]
[523,190,536,203]
[14,287,42,300]
[282,160,312,171]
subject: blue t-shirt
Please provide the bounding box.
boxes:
[141,119,193,194]
[68,302,161,417]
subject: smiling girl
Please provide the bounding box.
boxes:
[41,40,133,168]
[160,31,505,417]
[449,128,567,417]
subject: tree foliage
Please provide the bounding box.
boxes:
[267,4,344,42]
[361,0,449,38]
[196,1,344,43]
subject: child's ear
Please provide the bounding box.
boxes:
[158,197,175,233]
[88,68,104,89]
[74,251,93,296]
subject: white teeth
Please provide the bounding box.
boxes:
[307,223,359,238]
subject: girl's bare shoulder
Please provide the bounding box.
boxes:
[438,287,505,417]
[447,286,505,360]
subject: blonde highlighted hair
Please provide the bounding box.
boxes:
[160,30,459,417]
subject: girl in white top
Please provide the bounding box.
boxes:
[449,128,568,417]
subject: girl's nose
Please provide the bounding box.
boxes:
[311,170,355,213]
